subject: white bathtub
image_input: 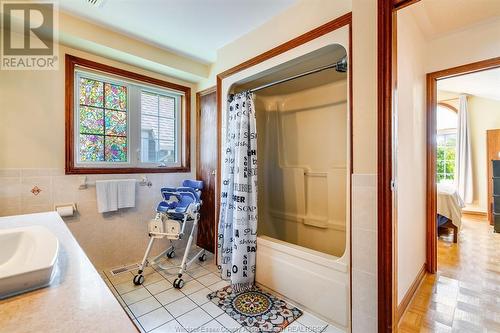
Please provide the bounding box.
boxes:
[256,235,349,329]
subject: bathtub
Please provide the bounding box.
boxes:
[256,235,349,329]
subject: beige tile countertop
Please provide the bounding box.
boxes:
[0,212,138,333]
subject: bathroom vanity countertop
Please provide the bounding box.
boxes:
[0,212,138,333]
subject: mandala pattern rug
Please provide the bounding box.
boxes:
[207,285,303,332]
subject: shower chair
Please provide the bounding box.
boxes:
[133,180,206,289]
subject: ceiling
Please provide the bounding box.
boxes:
[59,0,298,64]
[438,67,500,101]
[409,0,500,39]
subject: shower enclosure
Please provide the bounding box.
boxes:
[222,35,351,330]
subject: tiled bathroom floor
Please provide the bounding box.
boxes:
[101,251,343,333]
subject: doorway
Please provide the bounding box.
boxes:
[426,58,500,273]
[196,87,217,253]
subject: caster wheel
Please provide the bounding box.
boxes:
[167,250,175,259]
[198,253,207,262]
[133,274,144,285]
[173,278,184,289]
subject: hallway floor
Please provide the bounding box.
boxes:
[399,214,500,332]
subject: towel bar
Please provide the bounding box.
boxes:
[78,176,152,190]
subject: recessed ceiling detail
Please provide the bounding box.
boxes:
[59,0,298,64]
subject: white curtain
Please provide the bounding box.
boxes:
[455,94,473,204]
[217,91,258,291]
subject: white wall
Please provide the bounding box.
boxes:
[468,96,500,211]
[396,9,427,304]
[0,44,196,269]
[425,18,500,73]
[256,79,348,257]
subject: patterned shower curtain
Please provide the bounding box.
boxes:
[217,91,258,291]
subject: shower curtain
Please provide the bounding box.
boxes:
[217,91,258,291]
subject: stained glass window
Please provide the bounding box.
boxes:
[73,64,184,170]
[78,76,128,163]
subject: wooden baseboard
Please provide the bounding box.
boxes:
[397,263,427,322]
[462,209,487,217]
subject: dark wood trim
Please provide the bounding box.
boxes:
[426,56,500,273]
[392,0,421,11]
[397,264,427,322]
[196,86,217,181]
[437,102,458,113]
[215,76,222,264]
[461,209,487,217]
[348,20,354,329]
[65,54,191,175]
[426,72,438,273]
[378,0,396,331]
[215,12,352,322]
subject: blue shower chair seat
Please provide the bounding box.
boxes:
[133,179,205,289]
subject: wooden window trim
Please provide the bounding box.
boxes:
[65,54,191,174]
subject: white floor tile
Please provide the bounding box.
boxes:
[282,321,312,332]
[146,279,173,295]
[194,319,227,333]
[133,319,146,333]
[164,296,198,318]
[216,313,241,332]
[166,273,193,283]
[143,272,165,286]
[197,273,222,287]
[322,325,345,333]
[124,306,134,319]
[114,280,144,295]
[188,266,210,279]
[188,288,212,305]
[177,307,212,332]
[296,313,328,333]
[150,320,187,333]
[137,307,174,332]
[122,287,152,305]
[209,280,230,292]
[181,280,205,295]
[201,301,224,317]
[156,288,185,305]
[129,296,162,317]
[204,264,220,273]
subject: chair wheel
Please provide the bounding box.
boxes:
[173,278,184,289]
[167,250,175,258]
[198,253,207,262]
[133,274,144,285]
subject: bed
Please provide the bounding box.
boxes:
[437,183,465,243]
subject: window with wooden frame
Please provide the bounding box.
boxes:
[65,55,191,174]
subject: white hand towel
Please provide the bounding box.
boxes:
[96,180,118,213]
[117,179,136,209]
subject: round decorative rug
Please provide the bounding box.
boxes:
[207,286,303,332]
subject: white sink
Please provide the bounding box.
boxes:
[0,225,59,299]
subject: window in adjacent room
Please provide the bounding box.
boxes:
[436,104,458,184]
[66,55,190,174]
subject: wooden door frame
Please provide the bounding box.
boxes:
[378,1,421,331]
[196,86,217,181]
[425,57,500,273]
[196,86,217,254]
[215,11,353,328]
